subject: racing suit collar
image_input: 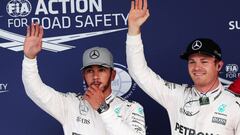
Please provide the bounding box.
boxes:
[105,92,115,104]
[194,83,223,104]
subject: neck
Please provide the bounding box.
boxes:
[196,79,220,94]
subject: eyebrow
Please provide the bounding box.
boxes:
[188,57,215,63]
[84,65,108,69]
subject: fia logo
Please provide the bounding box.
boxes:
[225,64,238,73]
[6,0,32,17]
[225,64,239,79]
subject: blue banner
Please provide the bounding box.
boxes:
[0,0,239,134]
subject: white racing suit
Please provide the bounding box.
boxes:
[22,56,146,135]
[126,34,240,135]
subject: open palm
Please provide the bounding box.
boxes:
[23,23,43,59]
[128,0,149,35]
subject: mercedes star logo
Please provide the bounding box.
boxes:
[79,103,89,116]
[89,50,100,59]
[192,40,202,50]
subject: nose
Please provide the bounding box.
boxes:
[93,71,99,80]
[193,62,202,71]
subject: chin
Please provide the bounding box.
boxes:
[193,79,205,85]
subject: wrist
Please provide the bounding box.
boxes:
[97,101,109,114]
[128,27,140,36]
[25,54,36,59]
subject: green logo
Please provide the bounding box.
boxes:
[138,107,144,115]
[218,104,227,113]
[114,107,121,116]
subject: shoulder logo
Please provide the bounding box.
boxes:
[137,107,144,115]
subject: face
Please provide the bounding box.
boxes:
[83,65,116,92]
[188,53,223,91]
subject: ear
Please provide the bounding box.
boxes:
[111,69,116,81]
[217,61,224,71]
[81,70,85,79]
[81,70,87,84]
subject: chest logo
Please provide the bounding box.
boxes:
[218,104,227,113]
[79,103,89,116]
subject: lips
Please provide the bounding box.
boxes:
[193,72,205,76]
[191,71,207,80]
[91,81,101,87]
[192,69,206,76]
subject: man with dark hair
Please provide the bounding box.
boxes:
[22,23,146,135]
[126,0,240,134]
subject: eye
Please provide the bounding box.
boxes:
[188,60,195,64]
[85,68,93,73]
[98,67,106,72]
[201,60,209,64]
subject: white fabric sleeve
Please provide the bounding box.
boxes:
[100,102,146,135]
[22,56,67,124]
[126,34,183,108]
[234,99,240,135]
[235,119,240,135]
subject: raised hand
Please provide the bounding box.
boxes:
[83,85,105,110]
[128,0,150,35]
[23,23,43,59]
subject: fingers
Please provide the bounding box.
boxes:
[131,0,134,10]
[139,0,143,10]
[85,87,95,97]
[144,9,150,19]
[143,0,148,11]
[99,84,105,91]
[39,26,44,39]
[131,0,147,10]
[84,84,104,98]
[35,23,39,37]
[26,26,30,37]
[91,84,100,91]
[136,0,139,9]
[28,22,43,37]
[30,23,35,36]
[83,94,88,100]
[84,85,103,110]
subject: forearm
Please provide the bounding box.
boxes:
[22,56,46,100]
[126,34,165,100]
[22,56,65,123]
[126,34,184,108]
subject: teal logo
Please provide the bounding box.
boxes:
[114,107,121,117]
[218,104,227,113]
[138,107,144,115]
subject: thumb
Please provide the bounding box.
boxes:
[99,84,105,91]
[142,9,150,22]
